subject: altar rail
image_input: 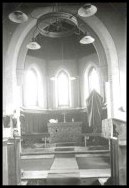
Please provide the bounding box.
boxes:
[20,109,89,135]
[81,133,107,147]
[22,133,50,148]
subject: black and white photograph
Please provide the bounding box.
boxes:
[2,2,126,185]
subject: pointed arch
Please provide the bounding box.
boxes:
[4,6,121,117]
[55,69,71,108]
[23,64,45,108]
[24,68,38,106]
[88,67,100,94]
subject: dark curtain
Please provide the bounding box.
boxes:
[86,90,107,133]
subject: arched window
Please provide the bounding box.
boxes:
[25,69,38,106]
[88,67,100,94]
[56,70,70,107]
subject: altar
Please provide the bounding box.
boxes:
[47,122,82,145]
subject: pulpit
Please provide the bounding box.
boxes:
[47,122,82,145]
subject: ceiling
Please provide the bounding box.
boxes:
[3,3,126,60]
[27,32,96,60]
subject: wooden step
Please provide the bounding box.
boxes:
[56,142,76,147]
[21,171,48,180]
[55,147,74,151]
[80,169,111,178]
[20,180,28,185]
[21,149,109,156]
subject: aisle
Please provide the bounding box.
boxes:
[47,152,80,185]
[50,157,79,170]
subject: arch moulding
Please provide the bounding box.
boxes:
[5,6,120,117]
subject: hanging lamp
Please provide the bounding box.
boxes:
[80,35,95,44]
[80,31,95,44]
[26,40,41,50]
[78,3,97,17]
[26,26,41,50]
[8,10,28,23]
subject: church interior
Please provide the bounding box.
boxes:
[3,2,126,185]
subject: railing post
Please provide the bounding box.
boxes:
[110,137,119,185]
[45,137,46,148]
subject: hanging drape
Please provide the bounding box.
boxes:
[86,90,107,133]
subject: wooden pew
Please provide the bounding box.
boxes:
[3,136,21,185]
[110,137,126,185]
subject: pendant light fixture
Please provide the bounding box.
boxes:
[8,3,39,23]
[74,23,95,45]
[80,31,95,44]
[78,3,97,17]
[26,26,41,50]
[26,41,41,50]
[8,10,28,23]
[80,35,95,44]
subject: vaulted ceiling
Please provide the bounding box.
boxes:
[3,3,126,60]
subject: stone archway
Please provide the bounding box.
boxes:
[4,5,120,118]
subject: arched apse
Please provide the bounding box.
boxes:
[23,63,45,108]
[4,5,120,117]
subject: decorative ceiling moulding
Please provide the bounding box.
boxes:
[37,12,78,38]
[31,5,79,19]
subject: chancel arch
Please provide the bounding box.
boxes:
[4,5,120,118]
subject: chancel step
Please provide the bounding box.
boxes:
[55,147,75,151]
[56,142,76,147]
